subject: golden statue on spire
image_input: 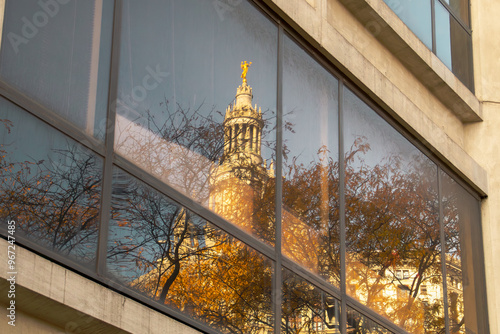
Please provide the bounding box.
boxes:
[241,61,252,83]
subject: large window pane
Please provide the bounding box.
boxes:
[343,87,444,333]
[114,0,277,245]
[0,98,102,265]
[0,0,113,139]
[435,0,453,70]
[441,171,481,334]
[282,34,340,287]
[445,0,470,26]
[107,167,274,333]
[282,269,340,333]
[384,0,432,49]
[449,17,474,90]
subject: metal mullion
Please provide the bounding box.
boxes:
[339,79,347,334]
[0,81,105,158]
[96,0,123,277]
[436,0,472,34]
[431,0,436,54]
[438,168,451,334]
[113,154,276,262]
[274,23,284,334]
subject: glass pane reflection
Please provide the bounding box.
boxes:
[384,0,432,49]
[0,0,113,139]
[282,34,340,286]
[435,0,453,70]
[0,99,102,265]
[447,0,470,26]
[343,88,444,333]
[107,167,274,333]
[114,0,277,245]
[282,269,340,333]
[441,171,481,334]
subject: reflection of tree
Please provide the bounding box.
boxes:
[110,99,277,333]
[0,119,101,261]
[108,169,273,333]
[111,98,454,333]
[115,100,276,204]
[0,95,464,333]
[344,137,444,333]
[441,175,465,334]
[282,145,341,286]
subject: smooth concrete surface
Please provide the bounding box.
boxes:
[0,239,201,334]
[467,1,500,333]
[337,0,482,123]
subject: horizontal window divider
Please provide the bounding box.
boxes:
[281,256,342,301]
[345,296,409,334]
[113,154,277,262]
[0,80,106,158]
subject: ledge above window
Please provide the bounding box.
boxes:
[338,0,482,123]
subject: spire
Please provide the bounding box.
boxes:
[241,61,252,84]
[222,62,263,166]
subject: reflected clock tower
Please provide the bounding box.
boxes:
[209,62,273,232]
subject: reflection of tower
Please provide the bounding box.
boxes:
[209,66,273,232]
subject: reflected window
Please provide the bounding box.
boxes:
[282,268,340,333]
[347,307,393,333]
[0,98,102,265]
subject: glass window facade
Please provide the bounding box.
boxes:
[384,0,474,91]
[0,0,487,333]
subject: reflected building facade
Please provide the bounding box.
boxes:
[0,0,497,334]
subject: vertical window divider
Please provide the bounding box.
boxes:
[431,0,437,54]
[438,168,451,334]
[338,79,347,334]
[274,23,284,334]
[96,0,123,277]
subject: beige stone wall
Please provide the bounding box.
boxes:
[466,1,500,333]
[0,239,201,334]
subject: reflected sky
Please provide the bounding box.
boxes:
[118,0,277,158]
